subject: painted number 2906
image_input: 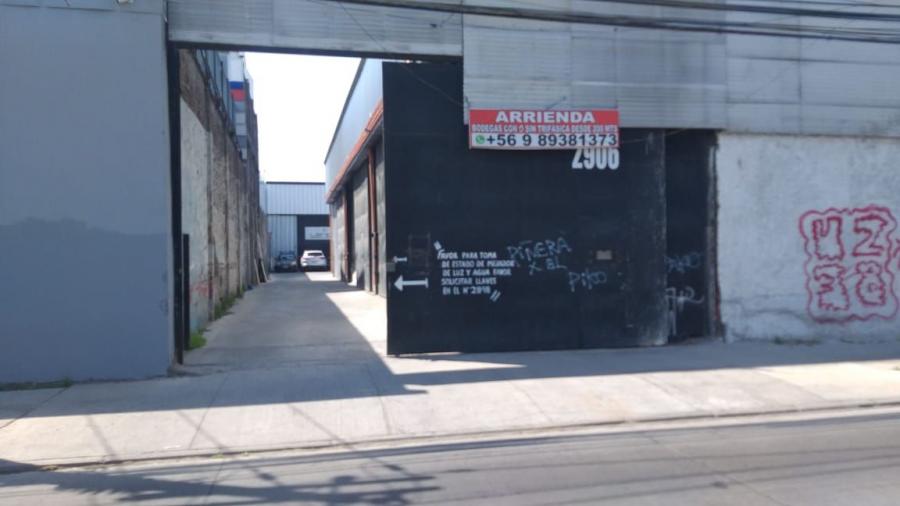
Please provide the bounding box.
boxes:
[571,148,620,171]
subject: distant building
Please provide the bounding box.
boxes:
[264,182,330,268]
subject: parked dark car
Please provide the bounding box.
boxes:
[274,252,298,272]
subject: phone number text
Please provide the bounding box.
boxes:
[471,133,619,150]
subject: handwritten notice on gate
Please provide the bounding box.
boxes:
[469,109,619,150]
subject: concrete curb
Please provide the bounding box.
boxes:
[4,397,900,476]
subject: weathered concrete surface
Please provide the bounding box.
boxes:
[717,133,900,342]
[0,389,62,430]
[179,98,212,330]
[1,272,899,470]
[179,50,263,332]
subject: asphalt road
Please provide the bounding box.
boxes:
[2,408,899,505]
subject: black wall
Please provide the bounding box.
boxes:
[665,131,716,340]
[383,62,669,354]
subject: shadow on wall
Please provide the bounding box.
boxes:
[0,219,170,383]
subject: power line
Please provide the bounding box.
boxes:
[322,0,900,44]
[327,0,464,107]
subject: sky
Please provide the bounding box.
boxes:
[244,53,360,183]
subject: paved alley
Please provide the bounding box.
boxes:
[183,272,387,373]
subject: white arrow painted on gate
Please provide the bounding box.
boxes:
[394,275,429,292]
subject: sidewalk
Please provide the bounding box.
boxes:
[2,273,900,471]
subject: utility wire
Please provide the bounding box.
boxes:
[328,0,464,107]
[322,0,900,44]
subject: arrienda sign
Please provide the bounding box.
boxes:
[469,109,619,150]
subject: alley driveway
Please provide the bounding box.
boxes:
[2,271,900,471]
[183,272,387,373]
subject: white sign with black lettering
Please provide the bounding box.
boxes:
[304,226,330,240]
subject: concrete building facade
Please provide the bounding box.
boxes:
[3,0,900,381]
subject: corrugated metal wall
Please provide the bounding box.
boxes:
[266,183,328,215]
[722,13,900,136]
[167,0,462,56]
[462,4,900,136]
[463,13,727,129]
[171,0,900,140]
[267,215,297,260]
[325,60,383,193]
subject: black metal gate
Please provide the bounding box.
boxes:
[383,62,668,354]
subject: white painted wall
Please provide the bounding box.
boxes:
[180,99,212,330]
[717,133,900,342]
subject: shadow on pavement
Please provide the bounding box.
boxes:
[3,272,900,418]
[0,457,439,505]
[3,410,900,504]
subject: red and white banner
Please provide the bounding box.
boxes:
[469,109,619,150]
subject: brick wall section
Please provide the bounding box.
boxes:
[179,49,262,330]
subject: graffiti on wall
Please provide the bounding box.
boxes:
[507,237,572,276]
[666,286,705,336]
[799,205,899,323]
[665,252,703,274]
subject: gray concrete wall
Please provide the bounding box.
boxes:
[717,133,900,342]
[180,98,212,330]
[0,2,172,382]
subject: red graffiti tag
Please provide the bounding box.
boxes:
[799,205,898,323]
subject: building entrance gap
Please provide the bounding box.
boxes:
[169,46,398,370]
[167,48,718,367]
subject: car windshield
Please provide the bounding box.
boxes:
[306,251,324,257]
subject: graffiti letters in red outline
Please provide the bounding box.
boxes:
[799,205,898,323]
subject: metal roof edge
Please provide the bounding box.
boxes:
[323,58,368,164]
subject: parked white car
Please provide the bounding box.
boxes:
[300,250,328,270]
